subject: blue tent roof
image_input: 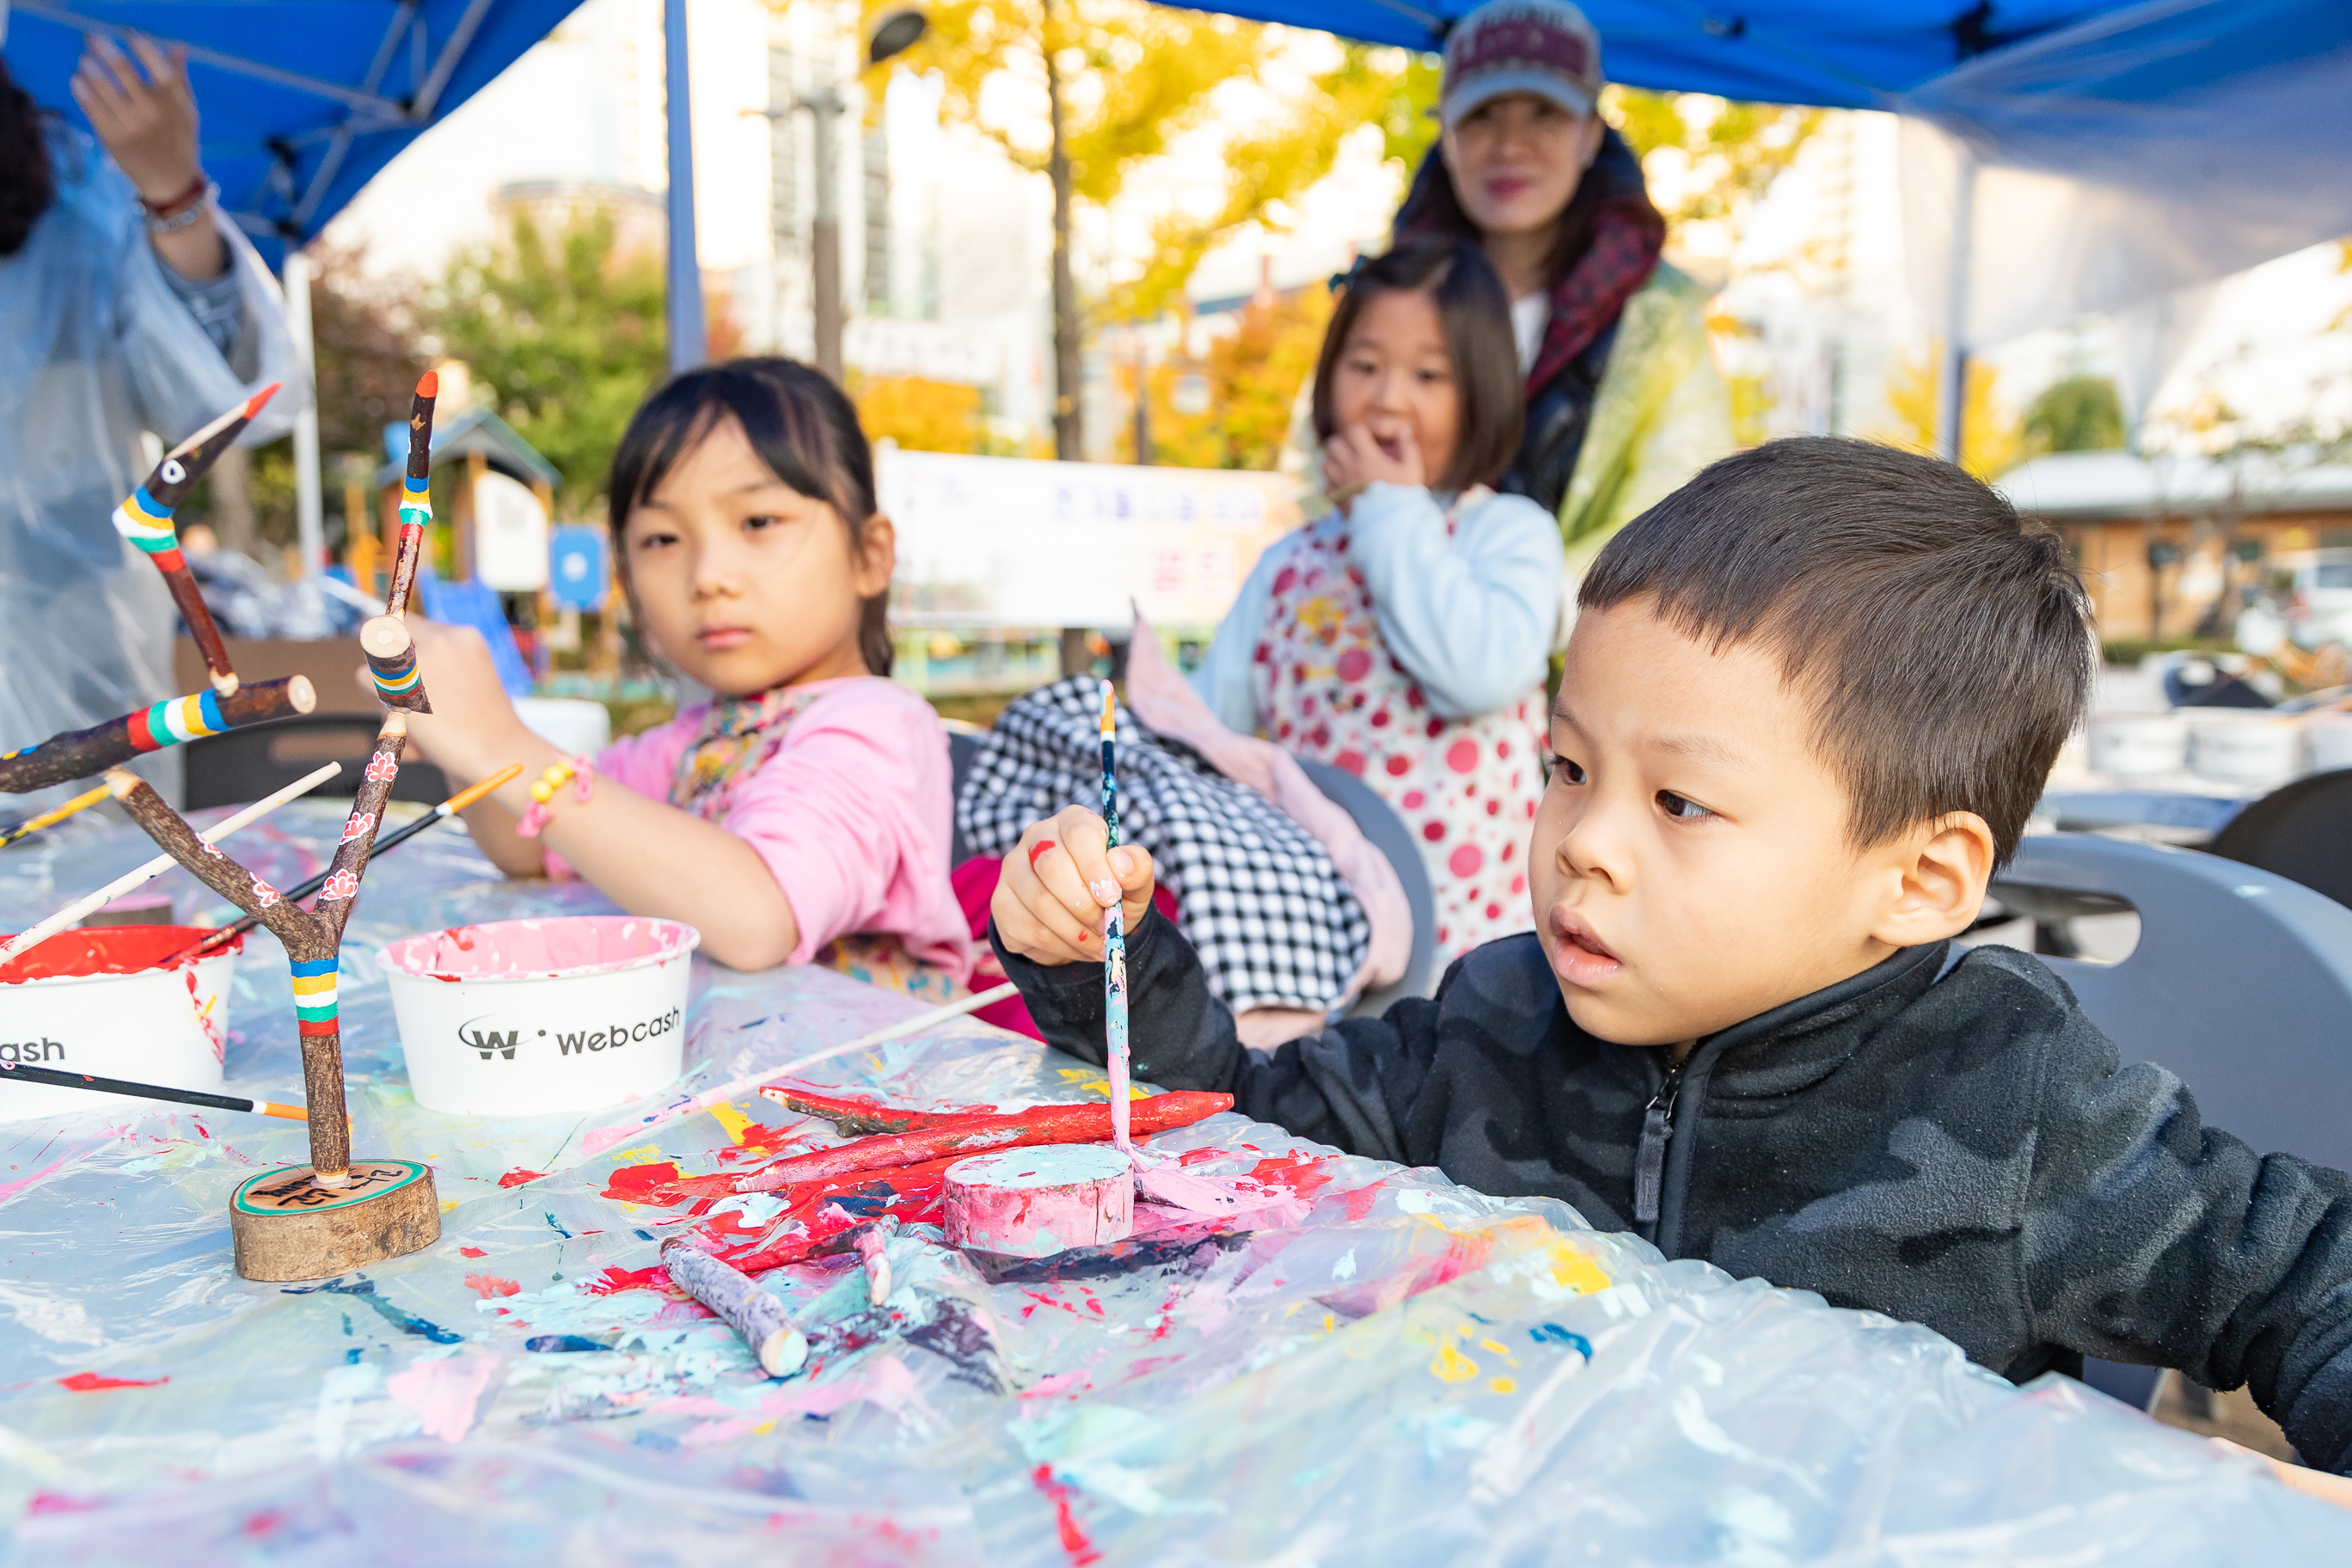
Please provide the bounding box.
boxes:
[6,0,588,261]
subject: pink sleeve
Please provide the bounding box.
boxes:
[591,707,702,799]
[720,683,971,978]
[539,707,702,881]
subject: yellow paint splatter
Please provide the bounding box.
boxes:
[707,1104,754,1145]
[1323,1314,1335,1333]
[1430,1341,1479,1383]
[439,1198,460,1212]
[1547,1243,1613,1295]
[613,1144,665,1166]
[1480,1338,1510,1356]
[1490,1376,1516,1394]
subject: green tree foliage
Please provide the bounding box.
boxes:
[2023,375,2127,456]
[432,212,665,509]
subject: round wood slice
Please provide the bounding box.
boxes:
[230,1159,440,1281]
[944,1144,1133,1259]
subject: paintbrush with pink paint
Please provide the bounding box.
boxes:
[1097,678,1133,1154]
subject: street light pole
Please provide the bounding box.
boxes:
[665,0,707,375]
[808,89,844,382]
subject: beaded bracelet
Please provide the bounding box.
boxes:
[516,755,593,839]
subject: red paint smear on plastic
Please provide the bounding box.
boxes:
[1245,1152,1338,1200]
[458,1246,488,1259]
[1344,1182,1382,1222]
[1031,1465,1103,1566]
[27,1491,101,1516]
[464,1274,521,1299]
[498,1168,547,1188]
[586,1263,677,1297]
[601,1161,686,1204]
[58,1371,168,1392]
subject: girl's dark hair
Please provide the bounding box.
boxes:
[1311,235,1523,494]
[0,59,55,257]
[1393,128,1655,293]
[607,357,892,677]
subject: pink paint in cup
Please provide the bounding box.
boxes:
[377,916,699,1116]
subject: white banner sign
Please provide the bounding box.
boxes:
[878,450,1300,628]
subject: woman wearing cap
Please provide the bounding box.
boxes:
[0,33,298,811]
[1289,0,1730,573]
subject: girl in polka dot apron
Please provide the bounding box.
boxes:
[1191,237,1565,965]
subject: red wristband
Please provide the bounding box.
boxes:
[139,171,210,219]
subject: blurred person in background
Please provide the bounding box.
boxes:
[0,25,298,809]
[1291,0,1729,587]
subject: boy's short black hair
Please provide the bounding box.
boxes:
[1578,438,2094,866]
[1312,235,1522,495]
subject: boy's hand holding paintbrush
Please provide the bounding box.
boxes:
[991,804,1157,965]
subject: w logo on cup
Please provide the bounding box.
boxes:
[457,1018,520,1061]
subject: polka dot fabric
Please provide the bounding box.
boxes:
[1251,513,1547,963]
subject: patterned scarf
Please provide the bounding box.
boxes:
[1522,131,1665,399]
[668,683,826,821]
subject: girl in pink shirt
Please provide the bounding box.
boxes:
[402,358,971,993]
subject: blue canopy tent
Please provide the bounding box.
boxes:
[1157,0,2352,456]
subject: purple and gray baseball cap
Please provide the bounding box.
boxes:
[1439,0,1605,129]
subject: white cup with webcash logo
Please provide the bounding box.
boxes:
[377,916,697,1116]
[0,926,238,1122]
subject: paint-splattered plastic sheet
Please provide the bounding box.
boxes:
[0,804,2344,1565]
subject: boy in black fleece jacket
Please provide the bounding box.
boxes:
[989,438,2352,1477]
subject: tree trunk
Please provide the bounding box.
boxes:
[1043,5,1082,462]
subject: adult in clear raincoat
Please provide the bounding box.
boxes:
[0,32,300,808]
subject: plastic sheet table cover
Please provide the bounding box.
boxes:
[0,802,2345,1566]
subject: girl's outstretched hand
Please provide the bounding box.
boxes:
[358,616,532,780]
[993,805,1157,966]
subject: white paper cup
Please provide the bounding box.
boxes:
[0,927,239,1122]
[2086,713,2190,777]
[377,916,698,1116]
[2305,712,2352,773]
[2189,712,2303,786]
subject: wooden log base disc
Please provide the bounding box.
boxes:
[230,1159,440,1281]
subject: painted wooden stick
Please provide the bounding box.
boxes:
[0,1060,304,1120]
[1099,679,1132,1154]
[107,714,413,1183]
[759,1085,999,1136]
[697,1090,1234,1198]
[0,677,315,796]
[0,785,109,850]
[385,371,438,620]
[111,384,282,695]
[0,761,341,968]
[358,616,432,713]
[162,763,524,966]
[658,1235,809,1376]
[579,980,1020,1156]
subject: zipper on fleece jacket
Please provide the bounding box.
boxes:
[1632,1052,1688,1238]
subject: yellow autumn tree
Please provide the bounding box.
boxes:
[865,0,1429,458]
[1871,346,2026,480]
[852,374,986,453]
[1132,284,1333,469]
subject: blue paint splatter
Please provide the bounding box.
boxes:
[525,1334,608,1353]
[282,1276,463,1345]
[345,1347,364,1364]
[634,1229,655,1241]
[1530,1323,1591,1357]
[544,1212,573,1239]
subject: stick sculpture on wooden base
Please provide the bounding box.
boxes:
[106,711,438,1279]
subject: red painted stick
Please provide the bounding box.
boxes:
[694,1091,1234,1197]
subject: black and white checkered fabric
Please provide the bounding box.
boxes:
[959,677,1370,1015]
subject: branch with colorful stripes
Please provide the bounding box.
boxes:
[384,371,438,622]
[105,711,414,1185]
[0,676,315,796]
[111,383,281,695]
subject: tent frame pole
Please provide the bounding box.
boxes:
[665,0,709,375]
[284,248,325,578]
[1935,142,1975,466]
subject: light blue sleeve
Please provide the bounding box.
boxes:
[1187,536,1288,736]
[1345,484,1563,720]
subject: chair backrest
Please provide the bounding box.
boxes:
[946,726,983,867]
[183,714,451,812]
[1994,832,2352,1171]
[1295,756,1436,1014]
[2205,767,2352,911]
